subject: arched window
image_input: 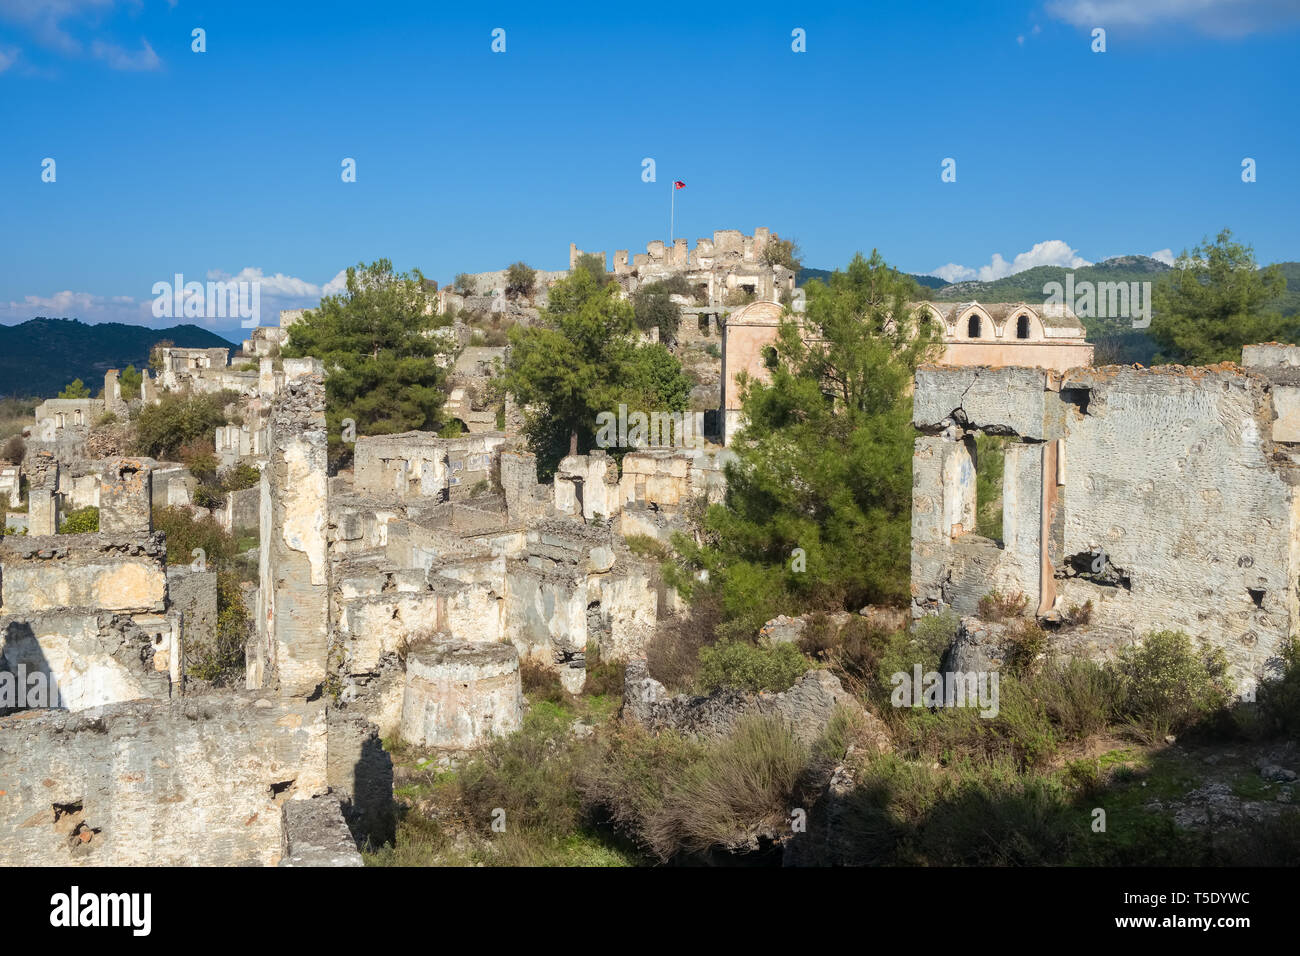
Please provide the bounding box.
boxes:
[1016,314,1030,339]
[967,314,981,338]
[762,346,779,370]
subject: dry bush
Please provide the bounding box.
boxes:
[643,716,808,859]
[977,589,1029,622]
[646,589,723,692]
[519,656,565,704]
[1064,600,1093,626]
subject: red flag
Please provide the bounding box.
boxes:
[673,180,686,189]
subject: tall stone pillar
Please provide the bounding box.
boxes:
[250,359,329,697]
[100,457,153,534]
[104,369,128,419]
[26,452,59,535]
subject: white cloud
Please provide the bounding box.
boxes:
[0,0,115,55]
[0,2,165,70]
[206,267,325,300]
[90,37,159,71]
[1046,0,1300,37]
[322,269,349,296]
[1149,248,1175,266]
[932,263,977,283]
[1,266,347,329]
[0,289,151,326]
[930,239,1093,283]
[0,46,18,71]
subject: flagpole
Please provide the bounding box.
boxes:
[670,182,675,241]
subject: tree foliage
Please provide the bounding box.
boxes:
[761,236,803,272]
[58,378,90,399]
[58,506,99,534]
[135,390,232,460]
[573,253,610,287]
[631,279,685,344]
[119,364,143,400]
[1150,229,1293,365]
[674,251,941,637]
[282,259,454,458]
[505,269,691,479]
[506,261,537,298]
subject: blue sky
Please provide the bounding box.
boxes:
[1,0,1298,340]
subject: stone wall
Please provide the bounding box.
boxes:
[0,534,168,616]
[250,360,329,697]
[0,695,329,866]
[399,640,522,749]
[911,361,1300,688]
[0,611,180,712]
[353,431,505,502]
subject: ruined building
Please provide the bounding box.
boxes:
[911,343,1300,693]
[721,300,1094,445]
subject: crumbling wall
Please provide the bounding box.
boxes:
[0,694,329,866]
[166,566,218,651]
[250,360,329,697]
[98,457,153,535]
[0,534,168,615]
[911,361,1300,686]
[0,611,179,711]
[399,640,522,749]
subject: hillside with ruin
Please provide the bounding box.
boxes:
[0,231,1297,871]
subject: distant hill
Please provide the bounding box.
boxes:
[796,267,949,290]
[0,318,236,399]
[926,256,1172,303]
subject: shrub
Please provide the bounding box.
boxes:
[623,534,669,562]
[642,716,807,860]
[179,439,219,483]
[519,656,566,704]
[696,640,809,694]
[1031,657,1118,740]
[220,462,261,493]
[58,506,99,534]
[1064,600,1093,626]
[631,280,683,342]
[135,391,231,460]
[582,645,625,699]
[578,724,703,854]
[505,262,537,298]
[1250,637,1300,737]
[188,571,249,684]
[0,435,25,464]
[57,379,91,399]
[454,273,477,296]
[458,701,590,841]
[193,484,225,510]
[977,589,1029,622]
[646,589,723,692]
[1003,619,1048,677]
[153,505,237,567]
[1115,630,1230,739]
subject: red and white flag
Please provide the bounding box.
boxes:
[673,180,686,189]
